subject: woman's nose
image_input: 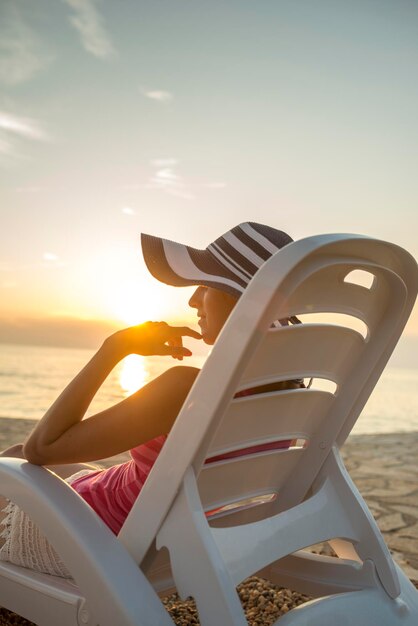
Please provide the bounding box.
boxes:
[189,286,204,308]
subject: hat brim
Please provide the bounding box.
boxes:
[141,233,246,298]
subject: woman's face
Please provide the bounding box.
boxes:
[189,286,238,345]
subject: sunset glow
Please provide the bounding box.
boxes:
[105,279,168,326]
[0,1,417,354]
[119,355,148,396]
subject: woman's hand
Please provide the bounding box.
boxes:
[108,321,202,360]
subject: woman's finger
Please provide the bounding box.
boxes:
[158,345,192,358]
[167,337,183,361]
[165,326,202,340]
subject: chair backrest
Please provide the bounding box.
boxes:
[119,234,417,563]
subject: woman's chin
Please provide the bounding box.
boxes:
[201,331,215,346]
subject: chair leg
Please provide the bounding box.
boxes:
[157,469,248,626]
[276,565,418,626]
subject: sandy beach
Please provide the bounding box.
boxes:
[0,417,417,625]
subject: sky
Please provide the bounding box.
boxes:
[0,0,417,361]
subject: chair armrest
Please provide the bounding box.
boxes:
[45,461,101,479]
[0,458,171,626]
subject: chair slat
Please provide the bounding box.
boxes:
[240,324,365,389]
[281,262,386,328]
[198,448,304,511]
[208,389,334,455]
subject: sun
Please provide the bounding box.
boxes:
[108,279,169,325]
[90,247,197,327]
[87,246,176,326]
[104,277,196,327]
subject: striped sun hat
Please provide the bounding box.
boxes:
[141,222,294,299]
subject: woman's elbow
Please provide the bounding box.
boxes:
[22,440,48,465]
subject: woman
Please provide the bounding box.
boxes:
[0,221,298,578]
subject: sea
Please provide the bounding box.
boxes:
[0,343,417,435]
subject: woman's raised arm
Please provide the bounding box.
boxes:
[23,322,201,465]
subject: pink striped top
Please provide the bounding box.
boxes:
[70,435,167,535]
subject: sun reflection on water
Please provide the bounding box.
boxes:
[119,354,148,396]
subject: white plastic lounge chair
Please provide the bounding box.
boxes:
[0,233,417,626]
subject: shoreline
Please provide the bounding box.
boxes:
[1,417,417,583]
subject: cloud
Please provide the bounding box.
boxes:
[0,110,49,160]
[0,111,47,141]
[64,0,115,59]
[121,160,226,200]
[153,168,179,182]
[43,252,59,262]
[0,256,66,273]
[142,90,173,103]
[0,3,52,85]
[121,207,136,215]
[147,163,194,200]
